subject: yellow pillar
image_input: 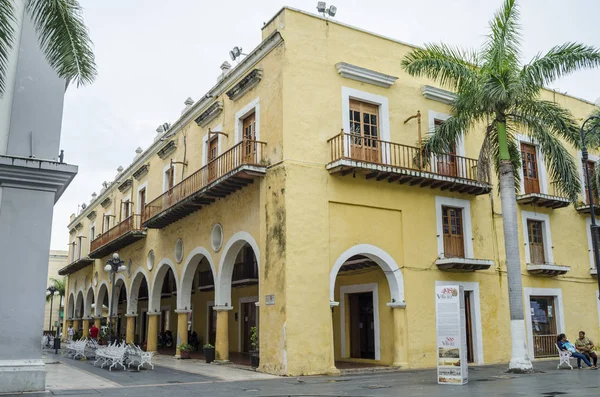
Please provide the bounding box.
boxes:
[214,306,232,362]
[389,303,409,367]
[72,319,80,334]
[175,310,190,357]
[82,319,90,338]
[94,318,102,329]
[146,313,159,352]
[126,315,136,344]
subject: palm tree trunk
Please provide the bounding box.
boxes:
[499,159,533,372]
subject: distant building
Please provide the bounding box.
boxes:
[44,251,68,334]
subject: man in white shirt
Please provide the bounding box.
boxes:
[67,325,74,341]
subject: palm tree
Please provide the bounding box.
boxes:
[402,0,600,371]
[46,277,66,302]
[0,0,96,95]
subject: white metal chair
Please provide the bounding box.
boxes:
[556,343,574,369]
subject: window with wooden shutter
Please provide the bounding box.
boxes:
[442,206,465,258]
[521,143,540,194]
[349,99,380,163]
[527,220,545,264]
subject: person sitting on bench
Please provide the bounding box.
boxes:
[557,333,595,369]
[575,331,597,368]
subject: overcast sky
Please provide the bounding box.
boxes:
[51,0,600,251]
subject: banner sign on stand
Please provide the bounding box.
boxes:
[435,285,468,385]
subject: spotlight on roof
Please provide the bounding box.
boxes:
[229,46,246,62]
[317,2,337,18]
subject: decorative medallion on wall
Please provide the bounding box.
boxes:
[93,272,98,287]
[127,259,132,277]
[211,224,223,252]
[147,250,155,271]
[175,239,184,263]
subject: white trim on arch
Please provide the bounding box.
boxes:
[178,246,216,310]
[340,283,380,361]
[216,231,261,306]
[238,296,259,352]
[149,258,178,313]
[521,210,554,264]
[83,287,95,318]
[435,196,474,259]
[436,281,484,364]
[95,281,110,317]
[202,123,223,166]
[329,244,404,306]
[234,98,260,144]
[524,287,565,360]
[128,267,149,315]
[112,275,128,316]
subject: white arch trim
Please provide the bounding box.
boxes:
[95,281,110,317]
[149,258,178,313]
[127,267,149,315]
[112,275,128,316]
[329,244,405,305]
[83,287,95,318]
[75,290,85,318]
[216,231,260,306]
[67,292,75,319]
[178,246,216,310]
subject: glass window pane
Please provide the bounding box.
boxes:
[371,114,377,125]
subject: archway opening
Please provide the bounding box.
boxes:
[149,262,178,353]
[128,271,149,346]
[113,279,127,342]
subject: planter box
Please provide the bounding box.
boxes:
[204,347,215,363]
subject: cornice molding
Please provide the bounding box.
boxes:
[194,101,223,127]
[0,155,77,203]
[157,140,177,160]
[420,85,456,105]
[226,69,263,101]
[335,62,398,88]
[117,178,132,193]
[86,210,96,221]
[133,164,149,181]
[100,197,112,208]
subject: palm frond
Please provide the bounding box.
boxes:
[401,43,478,91]
[583,108,600,149]
[477,123,495,183]
[26,0,96,87]
[0,0,16,96]
[421,114,471,159]
[521,43,600,87]
[483,0,522,70]
[46,277,66,302]
[509,99,580,147]
[511,115,581,201]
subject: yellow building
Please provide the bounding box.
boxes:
[60,7,600,375]
[44,250,68,334]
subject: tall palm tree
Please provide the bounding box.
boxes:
[46,277,66,302]
[0,0,96,95]
[402,0,600,371]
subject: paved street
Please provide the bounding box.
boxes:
[8,353,600,397]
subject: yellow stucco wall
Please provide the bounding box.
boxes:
[63,7,600,376]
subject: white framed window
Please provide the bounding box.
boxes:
[578,151,599,204]
[523,288,564,360]
[162,163,176,193]
[435,196,474,259]
[517,134,549,195]
[89,223,96,247]
[136,182,148,215]
[234,98,260,144]
[428,110,465,156]
[521,210,553,264]
[121,198,131,221]
[103,211,112,233]
[202,124,223,166]
[341,87,390,142]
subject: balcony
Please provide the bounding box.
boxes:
[142,140,266,229]
[436,257,494,272]
[526,263,570,277]
[327,133,491,195]
[517,182,570,209]
[89,215,146,259]
[58,256,94,276]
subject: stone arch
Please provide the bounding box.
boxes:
[329,244,405,305]
[149,258,178,313]
[127,267,149,315]
[75,290,84,318]
[84,287,95,318]
[178,246,216,310]
[112,276,128,317]
[95,281,109,317]
[216,231,260,306]
[67,292,75,319]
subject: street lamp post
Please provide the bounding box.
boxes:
[46,286,60,336]
[104,253,126,343]
[580,115,600,297]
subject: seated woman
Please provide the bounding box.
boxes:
[557,333,595,369]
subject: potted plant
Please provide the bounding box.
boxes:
[178,343,193,359]
[203,343,215,363]
[249,326,259,368]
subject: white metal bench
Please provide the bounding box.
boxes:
[556,343,574,369]
[65,339,87,359]
[126,344,154,370]
[94,342,127,371]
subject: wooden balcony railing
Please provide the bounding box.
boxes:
[533,334,558,358]
[328,132,488,184]
[90,214,143,253]
[142,139,266,224]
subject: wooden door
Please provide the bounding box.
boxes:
[464,291,474,363]
[442,206,465,258]
[584,161,598,205]
[349,292,375,359]
[530,296,558,357]
[349,99,380,163]
[139,188,146,215]
[527,220,545,264]
[242,302,257,353]
[435,119,458,177]
[242,113,257,164]
[207,138,218,182]
[521,143,540,194]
